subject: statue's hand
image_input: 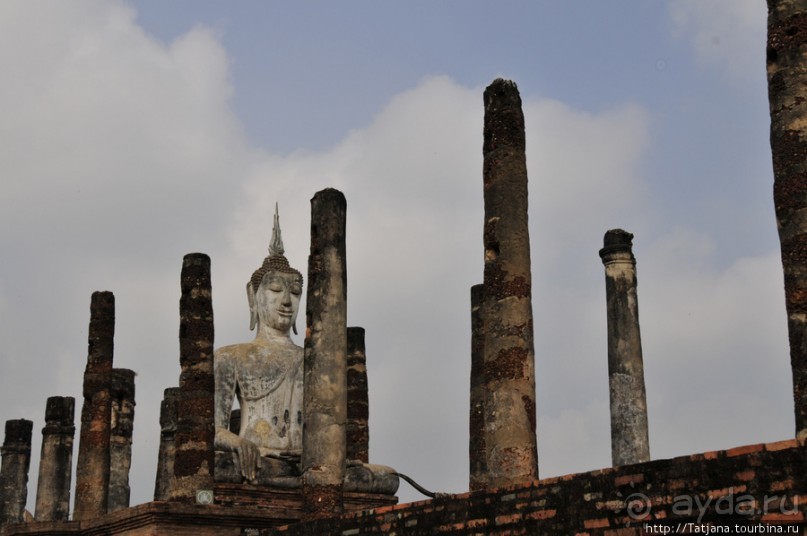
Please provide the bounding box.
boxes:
[236,437,260,482]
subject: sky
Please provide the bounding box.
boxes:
[0,0,792,510]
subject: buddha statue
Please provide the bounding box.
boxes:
[214,205,398,495]
[214,206,304,485]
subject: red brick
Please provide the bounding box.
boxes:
[735,470,756,481]
[765,438,799,451]
[467,518,488,528]
[526,509,556,520]
[614,474,644,487]
[373,505,394,515]
[708,486,746,498]
[703,450,719,460]
[495,513,522,525]
[761,512,805,523]
[725,443,764,457]
[667,478,691,490]
[584,517,611,529]
[771,479,795,492]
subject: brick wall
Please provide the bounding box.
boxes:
[272,438,806,535]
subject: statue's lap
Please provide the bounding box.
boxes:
[214,451,399,494]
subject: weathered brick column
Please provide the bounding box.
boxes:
[0,419,33,526]
[767,0,807,438]
[480,78,539,487]
[34,397,75,521]
[169,253,216,502]
[74,291,114,520]
[303,188,347,518]
[108,368,135,512]
[154,387,179,501]
[347,327,369,464]
[599,229,650,466]
[469,284,486,491]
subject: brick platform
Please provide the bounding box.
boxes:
[271,438,807,535]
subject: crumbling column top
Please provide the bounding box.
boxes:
[3,420,33,447]
[599,229,635,263]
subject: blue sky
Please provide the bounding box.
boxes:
[0,0,791,510]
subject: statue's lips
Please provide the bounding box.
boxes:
[277,310,293,317]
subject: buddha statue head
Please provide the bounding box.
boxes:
[247,205,304,337]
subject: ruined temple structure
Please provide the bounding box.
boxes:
[3,5,807,532]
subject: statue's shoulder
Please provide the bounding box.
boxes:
[215,342,261,362]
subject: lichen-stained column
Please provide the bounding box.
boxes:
[767,0,807,438]
[108,368,135,512]
[303,188,347,519]
[481,78,539,488]
[74,290,114,520]
[169,253,216,502]
[0,419,33,526]
[154,387,179,501]
[34,397,75,521]
[599,230,650,466]
[468,284,486,491]
[346,327,369,464]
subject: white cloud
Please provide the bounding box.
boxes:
[669,0,766,79]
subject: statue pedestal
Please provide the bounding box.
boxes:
[214,482,397,516]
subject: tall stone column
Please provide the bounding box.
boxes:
[599,229,650,466]
[169,253,216,502]
[108,368,135,512]
[767,0,807,438]
[34,397,75,522]
[303,188,347,519]
[469,284,486,491]
[74,290,114,520]
[346,327,369,464]
[154,387,179,501]
[480,78,539,488]
[0,419,33,526]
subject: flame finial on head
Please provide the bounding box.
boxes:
[250,203,302,292]
[269,202,284,257]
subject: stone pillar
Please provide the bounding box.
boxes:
[303,188,347,518]
[169,253,216,502]
[34,397,75,522]
[767,0,807,438]
[480,78,539,487]
[108,368,135,512]
[599,229,651,466]
[0,419,33,526]
[468,284,486,491]
[74,291,114,520]
[154,387,179,501]
[346,327,369,464]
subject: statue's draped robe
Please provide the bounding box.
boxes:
[215,343,303,454]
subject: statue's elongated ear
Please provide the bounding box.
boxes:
[247,282,257,331]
